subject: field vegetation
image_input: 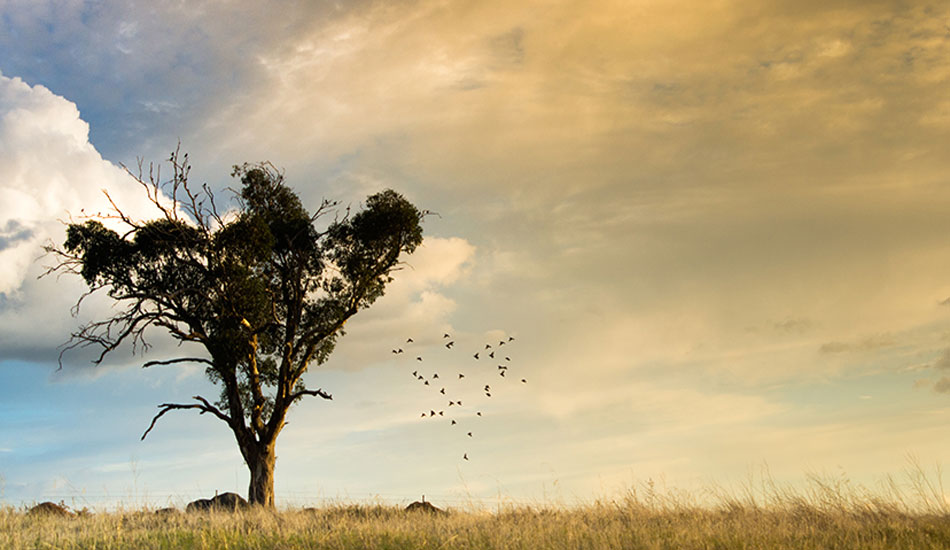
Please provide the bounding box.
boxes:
[4,470,950,550]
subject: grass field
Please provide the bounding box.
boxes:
[4,473,950,550]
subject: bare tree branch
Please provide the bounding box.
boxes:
[288,387,333,402]
[142,357,214,368]
[141,395,231,440]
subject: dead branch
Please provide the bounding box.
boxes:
[142,357,214,368]
[288,387,333,402]
[141,395,231,440]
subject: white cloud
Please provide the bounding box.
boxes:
[0,71,165,362]
[325,236,477,369]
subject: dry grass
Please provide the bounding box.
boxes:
[4,469,950,549]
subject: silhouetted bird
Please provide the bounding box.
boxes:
[508,336,515,341]
[459,373,465,379]
[417,375,423,380]
[424,381,429,386]
[430,410,436,416]
[449,401,455,406]
[485,344,491,349]
[489,351,494,358]
[521,379,527,383]
[499,371,506,377]
[440,388,446,395]
[476,412,482,416]
[484,385,491,392]
[412,370,418,376]
[438,411,444,416]
[392,349,399,354]
[416,357,423,361]
[485,393,491,397]
[473,353,479,359]
[463,453,469,460]
[499,341,506,346]
[421,413,426,418]
[458,400,463,406]
[505,357,511,361]
[445,341,454,349]
[467,432,472,437]
[407,338,414,343]
[498,365,507,370]
[444,333,451,338]
[433,373,439,379]
[451,420,457,425]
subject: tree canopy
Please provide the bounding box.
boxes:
[46,150,425,506]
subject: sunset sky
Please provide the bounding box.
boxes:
[2,0,950,509]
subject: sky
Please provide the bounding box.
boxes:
[2,0,950,510]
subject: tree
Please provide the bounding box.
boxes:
[45,150,425,507]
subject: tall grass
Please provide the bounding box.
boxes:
[3,469,950,550]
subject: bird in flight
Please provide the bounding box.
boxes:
[430,410,436,416]
[416,357,423,361]
[521,379,527,383]
[444,333,451,338]
[499,371,506,377]
[406,338,414,343]
[424,380,429,386]
[489,351,495,358]
[484,385,491,392]
[445,341,454,349]
[505,357,511,362]
[451,420,457,425]
[433,373,439,379]
[467,432,473,437]
[485,344,492,349]
[448,401,455,406]
[440,388,446,395]
[499,341,506,346]
[473,353,479,359]
[508,336,515,342]
[458,373,465,379]
[463,453,469,460]
[476,411,482,416]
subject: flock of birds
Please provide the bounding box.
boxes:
[391,333,525,462]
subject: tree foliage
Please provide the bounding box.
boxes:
[45,150,425,506]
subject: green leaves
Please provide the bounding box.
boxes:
[57,158,425,435]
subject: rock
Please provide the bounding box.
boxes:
[405,500,444,514]
[186,498,214,512]
[27,502,74,517]
[211,492,249,510]
[186,492,250,512]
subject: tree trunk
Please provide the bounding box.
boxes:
[247,442,277,508]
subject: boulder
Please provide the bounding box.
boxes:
[405,500,444,514]
[185,498,214,512]
[27,502,74,517]
[212,492,249,510]
[186,492,250,512]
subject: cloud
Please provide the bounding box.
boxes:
[0,71,165,363]
[319,236,476,371]
[0,220,33,251]
[772,318,814,334]
[819,334,898,355]
[934,377,950,394]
